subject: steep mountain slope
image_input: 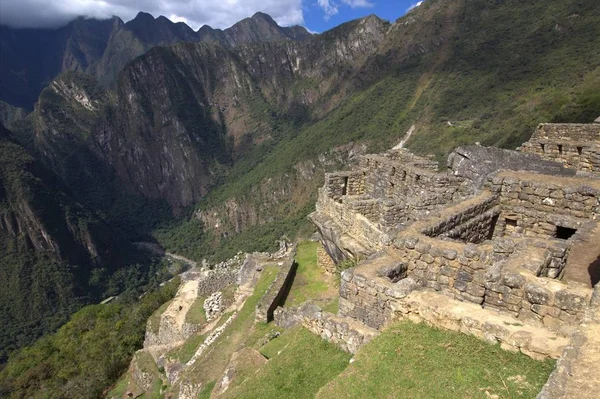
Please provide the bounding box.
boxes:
[10,16,386,214]
[0,12,311,109]
[157,0,600,260]
[0,17,118,109]
[0,123,137,361]
[1,0,599,360]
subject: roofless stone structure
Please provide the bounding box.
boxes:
[308,121,600,398]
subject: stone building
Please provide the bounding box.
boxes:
[309,121,600,397]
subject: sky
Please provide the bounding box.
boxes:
[0,0,425,33]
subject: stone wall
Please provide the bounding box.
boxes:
[394,291,568,360]
[537,286,600,399]
[315,191,388,252]
[255,250,297,323]
[274,303,379,354]
[338,233,593,337]
[197,269,239,297]
[317,245,336,274]
[421,193,499,244]
[518,123,600,172]
[323,171,365,200]
[359,154,471,211]
[486,171,600,238]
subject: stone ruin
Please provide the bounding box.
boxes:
[309,121,600,398]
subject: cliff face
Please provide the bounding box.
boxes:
[0,12,312,109]
[0,123,128,360]
[12,15,385,213]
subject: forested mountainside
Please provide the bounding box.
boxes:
[0,122,138,360]
[0,11,310,109]
[1,0,599,364]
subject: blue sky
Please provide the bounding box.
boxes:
[304,1,423,33]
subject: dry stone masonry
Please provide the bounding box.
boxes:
[310,121,600,398]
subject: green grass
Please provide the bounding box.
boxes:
[285,241,337,309]
[322,297,339,314]
[184,295,207,326]
[106,374,129,398]
[197,381,216,399]
[168,265,281,396]
[318,320,555,399]
[166,333,206,364]
[223,326,352,399]
[148,300,172,334]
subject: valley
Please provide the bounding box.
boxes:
[1,0,599,397]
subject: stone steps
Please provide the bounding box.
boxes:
[392,290,568,360]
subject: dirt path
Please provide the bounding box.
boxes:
[134,242,198,268]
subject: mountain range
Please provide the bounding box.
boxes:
[0,0,599,362]
[0,11,311,109]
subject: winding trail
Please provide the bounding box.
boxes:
[134,242,198,268]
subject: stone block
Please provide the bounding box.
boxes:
[453,279,468,292]
[464,244,480,258]
[466,283,485,298]
[415,242,432,254]
[524,283,551,305]
[502,272,526,289]
[421,254,435,264]
[554,290,588,313]
[442,249,458,260]
[456,269,473,282]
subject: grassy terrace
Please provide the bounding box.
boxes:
[223,326,352,399]
[198,242,554,398]
[318,321,555,399]
[285,241,338,311]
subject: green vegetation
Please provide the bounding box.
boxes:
[166,333,206,364]
[197,381,217,399]
[0,278,180,399]
[166,265,281,396]
[222,327,351,399]
[318,321,555,399]
[285,241,338,309]
[184,296,207,326]
[148,300,173,334]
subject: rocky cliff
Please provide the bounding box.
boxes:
[0,123,130,360]
[0,12,311,109]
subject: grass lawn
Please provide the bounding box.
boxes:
[285,241,338,310]
[317,320,555,399]
[184,295,207,325]
[222,326,352,399]
[166,333,206,363]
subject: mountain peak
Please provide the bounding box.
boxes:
[250,12,277,24]
[133,11,155,22]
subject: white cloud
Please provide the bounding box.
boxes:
[406,1,423,12]
[317,0,339,20]
[0,0,305,30]
[341,0,374,7]
[316,0,374,21]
